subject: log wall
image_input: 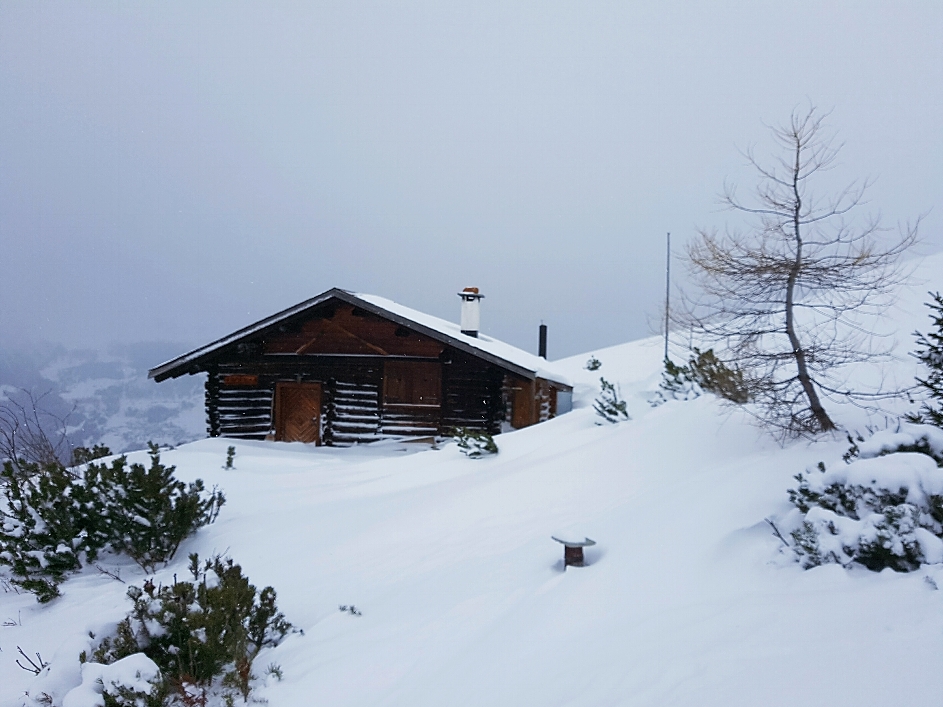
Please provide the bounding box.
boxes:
[203,349,544,445]
[323,369,383,446]
[442,353,506,435]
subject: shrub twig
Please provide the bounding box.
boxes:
[94,564,125,583]
[764,517,790,548]
[16,646,48,674]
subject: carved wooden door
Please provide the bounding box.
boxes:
[275,382,322,444]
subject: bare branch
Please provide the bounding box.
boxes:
[0,389,76,472]
[677,106,919,439]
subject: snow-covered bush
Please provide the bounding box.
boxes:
[593,378,629,423]
[0,445,224,600]
[90,554,292,705]
[64,653,164,707]
[782,302,943,572]
[451,428,498,458]
[783,425,943,571]
[907,291,943,428]
[657,348,750,404]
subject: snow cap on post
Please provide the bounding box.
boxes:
[458,287,484,338]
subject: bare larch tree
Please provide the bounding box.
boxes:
[680,107,918,438]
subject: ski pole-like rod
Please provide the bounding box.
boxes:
[664,232,671,361]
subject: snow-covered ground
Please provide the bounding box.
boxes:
[3,254,943,706]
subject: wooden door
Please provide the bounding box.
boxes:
[510,378,537,429]
[275,382,322,444]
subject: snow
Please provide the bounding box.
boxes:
[799,451,943,502]
[4,253,943,706]
[62,654,160,707]
[857,424,943,460]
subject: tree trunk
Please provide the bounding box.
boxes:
[785,149,835,432]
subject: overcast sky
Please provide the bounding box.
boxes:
[1,1,941,361]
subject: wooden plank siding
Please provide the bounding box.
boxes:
[502,374,562,429]
[204,356,568,443]
[264,304,444,358]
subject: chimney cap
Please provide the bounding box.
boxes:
[457,287,485,300]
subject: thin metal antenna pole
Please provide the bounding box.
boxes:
[664,232,671,361]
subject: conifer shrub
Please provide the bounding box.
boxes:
[782,425,943,571]
[657,348,751,404]
[656,358,702,403]
[100,444,225,572]
[0,459,103,602]
[90,554,292,705]
[593,377,629,423]
[0,445,224,600]
[451,427,498,458]
[907,291,943,428]
[71,444,113,467]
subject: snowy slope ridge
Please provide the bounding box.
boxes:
[3,253,943,706]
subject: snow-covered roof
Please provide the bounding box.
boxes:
[352,292,570,384]
[149,288,571,386]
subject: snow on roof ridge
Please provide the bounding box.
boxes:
[352,292,571,385]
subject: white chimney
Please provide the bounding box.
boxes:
[458,287,484,337]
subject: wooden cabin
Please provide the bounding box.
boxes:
[148,288,572,446]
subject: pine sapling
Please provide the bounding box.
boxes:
[451,427,499,458]
[593,377,629,423]
[1,444,225,601]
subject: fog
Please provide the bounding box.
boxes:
[1,1,941,360]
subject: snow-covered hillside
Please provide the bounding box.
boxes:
[3,254,943,706]
[0,343,204,453]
